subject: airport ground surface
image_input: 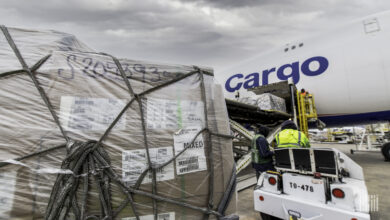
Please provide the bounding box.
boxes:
[236,143,390,220]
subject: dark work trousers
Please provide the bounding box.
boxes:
[256,170,261,180]
[253,161,275,180]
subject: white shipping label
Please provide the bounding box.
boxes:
[60,96,127,131]
[122,212,175,220]
[174,127,207,175]
[122,147,175,186]
[0,171,17,220]
[145,98,204,130]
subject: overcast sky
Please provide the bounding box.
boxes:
[1,0,390,71]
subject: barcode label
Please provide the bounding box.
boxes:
[60,96,127,131]
[124,151,146,162]
[179,164,199,173]
[122,147,174,185]
[124,170,142,176]
[178,156,198,166]
[174,127,207,175]
[75,99,94,105]
[122,212,175,220]
[145,98,204,130]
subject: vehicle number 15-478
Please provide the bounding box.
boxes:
[289,182,314,192]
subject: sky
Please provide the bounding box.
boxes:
[1,0,390,71]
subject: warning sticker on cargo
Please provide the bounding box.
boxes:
[174,127,207,175]
[122,212,175,220]
[60,96,127,131]
[0,171,17,220]
[122,147,174,186]
[145,98,204,130]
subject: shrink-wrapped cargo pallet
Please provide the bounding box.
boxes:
[239,93,286,113]
[0,26,236,220]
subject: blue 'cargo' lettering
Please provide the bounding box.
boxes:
[243,72,260,89]
[262,68,276,86]
[225,73,244,92]
[225,56,329,92]
[301,56,329,76]
[277,62,300,84]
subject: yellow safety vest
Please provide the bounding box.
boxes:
[275,129,310,148]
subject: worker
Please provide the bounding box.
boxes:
[275,120,310,148]
[307,93,314,115]
[251,125,274,179]
[300,88,307,96]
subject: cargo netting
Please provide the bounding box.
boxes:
[0,25,237,220]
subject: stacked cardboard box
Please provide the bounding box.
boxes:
[0,27,236,219]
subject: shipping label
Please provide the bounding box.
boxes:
[0,171,17,220]
[122,147,175,186]
[60,96,127,131]
[122,212,175,220]
[145,98,204,130]
[174,127,207,175]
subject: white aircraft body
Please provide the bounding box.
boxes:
[216,11,390,127]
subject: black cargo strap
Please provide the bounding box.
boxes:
[0,25,69,142]
[0,26,235,220]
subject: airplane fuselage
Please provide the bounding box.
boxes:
[216,11,390,127]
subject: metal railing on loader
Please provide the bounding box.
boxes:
[231,119,282,174]
[230,119,282,191]
[297,91,319,137]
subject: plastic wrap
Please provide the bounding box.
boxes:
[239,93,286,112]
[0,26,236,220]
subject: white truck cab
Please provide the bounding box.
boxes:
[254,148,371,220]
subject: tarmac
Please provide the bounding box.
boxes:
[236,143,390,220]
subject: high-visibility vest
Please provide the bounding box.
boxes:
[275,129,310,148]
[251,134,272,164]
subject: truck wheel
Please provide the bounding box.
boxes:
[382,143,390,161]
[260,212,281,220]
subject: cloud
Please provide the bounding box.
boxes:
[0,0,390,70]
